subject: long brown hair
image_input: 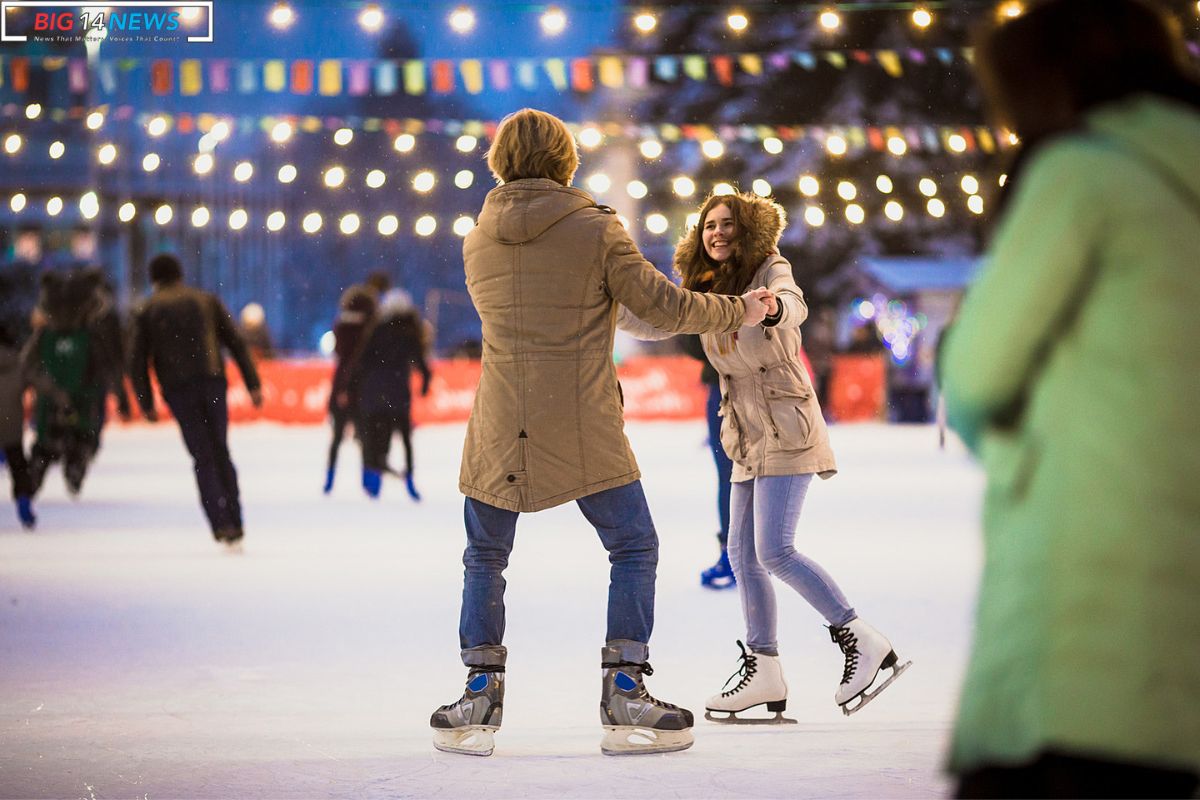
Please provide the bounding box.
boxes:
[676,194,758,295]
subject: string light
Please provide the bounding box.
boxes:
[147,116,168,137]
[25,104,42,120]
[271,121,293,143]
[804,206,825,227]
[763,137,783,155]
[887,136,907,156]
[47,196,63,216]
[233,161,254,182]
[947,133,967,153]
[927,198,946,218]
[229,209,248,230]
[3,134,21,155]
[752,179,771,197]
[918,178,938,197]
[267,211,286,231]
[378,214,399,236]
[997,1,1023,19]
[685,212,700,229]
[180,5,202,24]
[97,143,117,165]
[268,2,294,30]
[86,111,104,130]
[540,6,566,36]
[798,175,820,197]
[449,6,476,34]
[585,173,611,194]
[118,202,136,222]
[726,11,748,32]
[191,206,210,227]
[79,191,99,220]
[646,213,670,234]
[911,7,933,28]
[209,121,231,142]
[154,203,173,225]
[393,133,415,153]
[358,3,384,33]
[818,9,841,31]
[48,141,65,159]
[837,180,857,201]
[672,176,696,197]
[415,215,437,236]
[339,213,361,235]
[885,200,904,221]
[825,134,847,156]
[142,153,160,172]
[456,134,478,152]
[701,139,725,159]
[639,139,663,159]
[10,193,26,213]
[333,128,354,146]
[302,212,322,234]
[845,204,865,225]
[413,171,436,193]
[193,153,214,175]
[626,180,648,199]
[967,195,985,214]
[278,164,297,183]
[324,166,346,188]
[876,175,894,193]
[960,175,979,194]
[454,169,475,189]
[713,182,736,196]
[633,12,656,33]
[578,127,603,149]
[366,169,386,188]
[453,215,475,236]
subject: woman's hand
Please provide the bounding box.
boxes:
[739,287,775,327]
[763,291,779,317]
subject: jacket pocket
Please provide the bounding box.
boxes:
[764,387,814,451]
[717,396,744,461]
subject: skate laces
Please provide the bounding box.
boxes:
[829,626,859,685]
[720,640,758,696]
[602,661,684,711]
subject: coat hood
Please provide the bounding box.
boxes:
[672,192,787,280]
[475,178,596,245]
[1088,94,1200,200]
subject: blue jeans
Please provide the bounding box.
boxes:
[705,382,733,546]
[728,474,856,655]
[459,480,658,657]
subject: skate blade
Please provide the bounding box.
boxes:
[432,726,497,756]
[701,578,736,590]
[222,541,245,555]
[840,659,912,716]
[705,710,796,725]
[600,726,694,756]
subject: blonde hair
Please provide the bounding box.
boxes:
[487,108,579,186]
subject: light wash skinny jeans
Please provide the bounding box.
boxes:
[728,473,856,655]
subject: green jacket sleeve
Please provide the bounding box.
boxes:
[940,142,1107,452]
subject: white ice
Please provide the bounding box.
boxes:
[0,420,983,799]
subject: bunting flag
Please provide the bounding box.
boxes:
[5,46,1192,99]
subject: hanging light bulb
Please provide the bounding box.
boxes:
[413,170,436,193]
[672,176,696,198]
[876,175,894,194]
[47,197,64,217]
[358,3,384,32]
[818,9,841,30]
[228,209,249,230]
[49,141,65,160]
[154,203,173,225]
[578,127,603,149]
[333,127,354,146]
[885,201,904,222]
[415,215,438,236]
[911,8,933,28]
[887,136,907,156]
[377,214,399,236]
[278,164,297,183]
[456,134,478,152]
[646,213,670,235]
[119,202,136,222]
[837,181,857,201]
[626,180,648,199]
[804,206,826,227]
[191,206,210,228]
[142,153,161,172]
[453,215,475,237]
[233,161,254,182]
[86,111,105,130]
[267,211,286,231]
[752,179,772,197]
[366,169,386,189]
[302,212,323,234]
[455,169,475,189]
[449,6,476,34]
[339,213,361,235]
[763,137,783,155]
[701,139,725,159]
[726,11,749,32]
[825,134,848,156]
[324,166,346,188]
[148,116,169,137]
[268,2,295,29]
[97,143,118,165]
[271,121,293,143]
[394,133,416,153]
[540,6,566,36]
[798,175,820,197]
[639,139,663,159]
[633,12,656,33]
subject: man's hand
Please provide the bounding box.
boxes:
[739,287,776,327]
[141,406,159,423]
[250,388,264,409]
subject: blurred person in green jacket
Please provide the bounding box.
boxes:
[941,1,1200,796]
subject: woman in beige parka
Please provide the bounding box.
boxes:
[628,192,910,722]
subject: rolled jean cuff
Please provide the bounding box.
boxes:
[603,639,649,664]
[461,644,507,668]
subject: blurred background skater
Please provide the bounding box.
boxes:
[130,254,263,551]
[681,334,735,589]
[348,288,431,501]
[80,268,134,449]
[323,270,389,494]
[941,1,1200,796]
[23,270,124,499]
[0,323,35,529]
[238,302,275,362]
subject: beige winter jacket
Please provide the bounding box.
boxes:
[458,178,747,512]
[676,195,837,482]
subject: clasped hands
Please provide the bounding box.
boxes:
[740,287,779,327]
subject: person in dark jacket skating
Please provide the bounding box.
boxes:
[348,288,431,500]
[129,254,262,549]
[323,280,380,494]
[0,323,35,529]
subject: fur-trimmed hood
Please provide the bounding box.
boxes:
[672,192,787,280]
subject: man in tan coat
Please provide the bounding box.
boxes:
[430,109,772,758]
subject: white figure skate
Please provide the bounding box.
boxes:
[830,619,911,715]
[705,641,796,725]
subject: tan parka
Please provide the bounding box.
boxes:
[458,178,747,512]
[678,195,837,482]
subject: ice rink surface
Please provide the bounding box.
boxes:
[0,420,983,799]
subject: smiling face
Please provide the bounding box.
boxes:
[702,202,736,263]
